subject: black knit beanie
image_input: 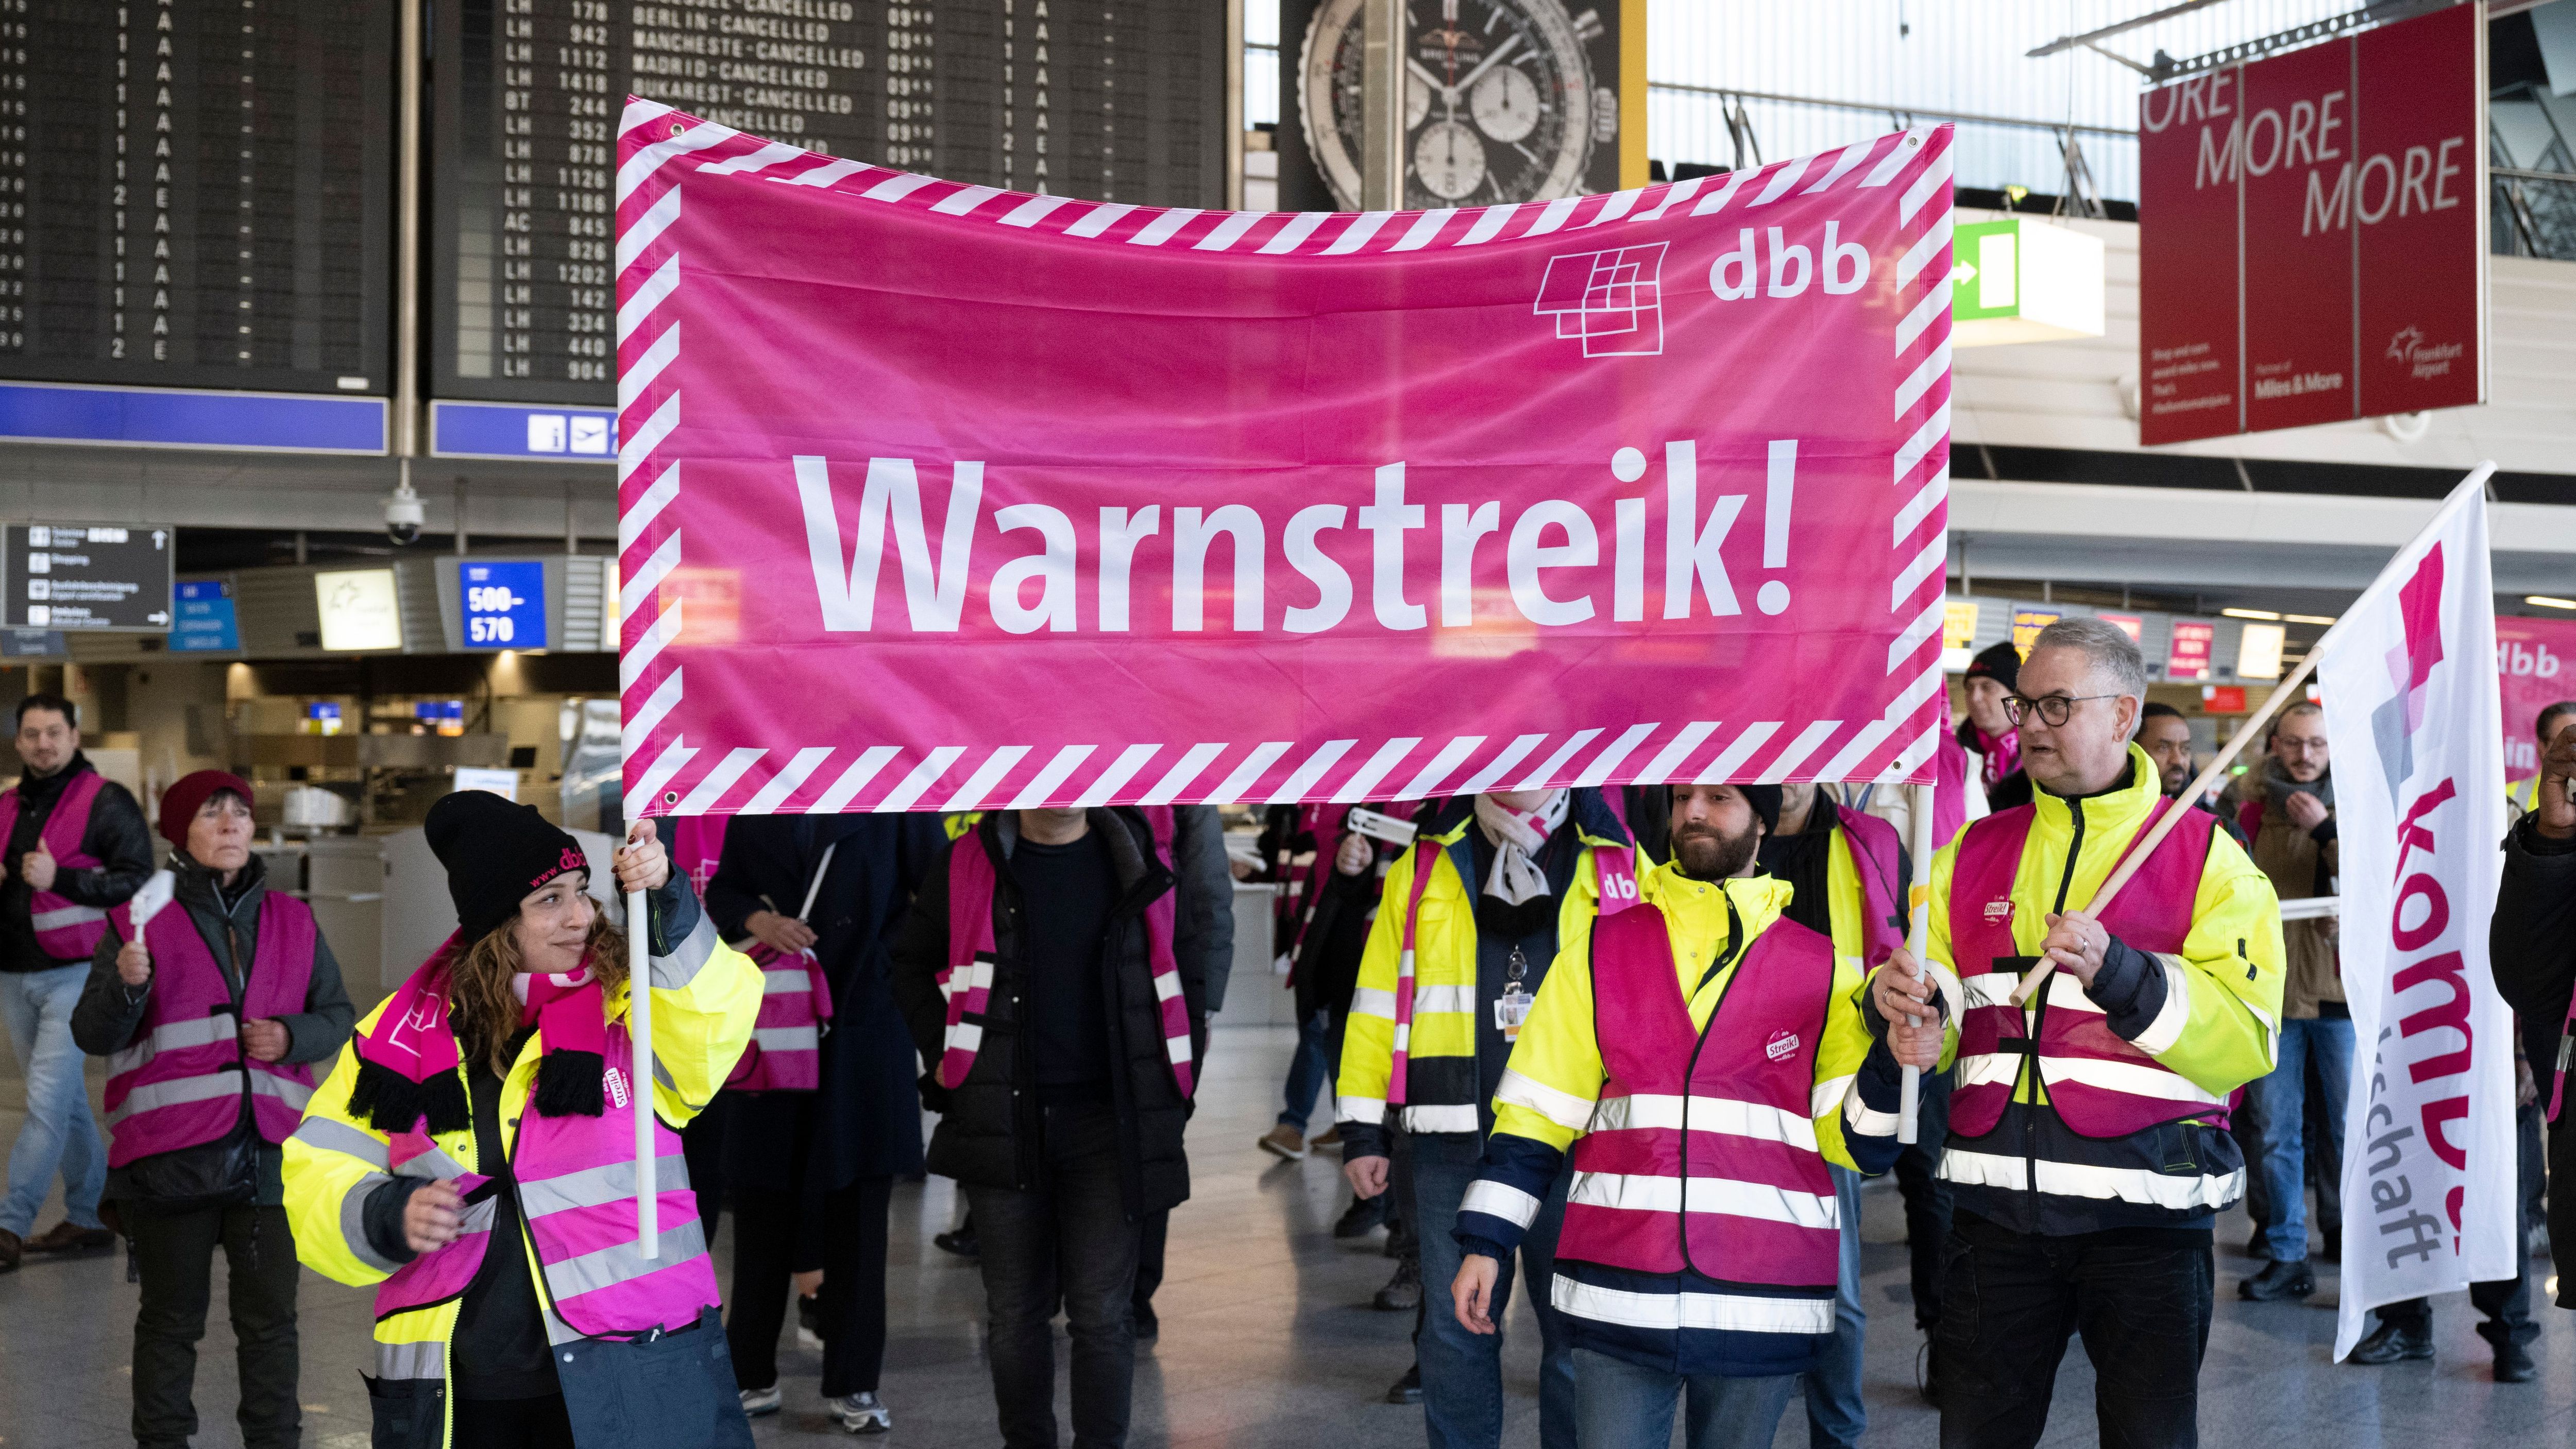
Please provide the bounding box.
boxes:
[1964,640,2021,692]
[1737,784,1784,837]
[425,790,591,944]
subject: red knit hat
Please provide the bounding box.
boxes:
[159,770,253,848]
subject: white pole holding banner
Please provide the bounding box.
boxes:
[2004,465,2494,1009]
[1899,781,1938,1143]
[630,874,656,1257]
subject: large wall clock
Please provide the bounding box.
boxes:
[1297,0,1617,211]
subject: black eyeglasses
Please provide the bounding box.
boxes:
[2002,693,2121,728]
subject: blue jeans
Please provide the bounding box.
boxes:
[1280,1010,1332,1131]
[2248,1014,2353,1263]
[1802,1165,1866,1448]
[0,961,106,1236]
[1415,1132,1575,1449]
[1573,1348,1799,1449]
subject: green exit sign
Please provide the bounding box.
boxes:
[1950,215,2107,347]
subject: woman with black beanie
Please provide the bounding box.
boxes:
[283,793,763,1449]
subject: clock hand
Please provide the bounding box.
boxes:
[1408,56,1459,107]
[1452,32,1523,101]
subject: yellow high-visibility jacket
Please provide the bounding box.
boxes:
[1900,741,2284,1228]
[1335,792,1644,1143]
[283,900,758,1447]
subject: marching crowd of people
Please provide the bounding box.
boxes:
[0,616,2572,1449]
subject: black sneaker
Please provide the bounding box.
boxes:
[1373,1257,1422,1312]
[2238,1258,2316,1302]
[2496,1340,2538,1383]
[2347,1318,2434,1365]
[1916,1337,1940,1407]
[1131,1303,1159,1343]
[934,1228,979,1258]
[798,1292,827,1348]
[1334,1194,1387,1239]
[1385,1364,1422,1404]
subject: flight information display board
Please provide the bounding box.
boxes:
[432,0,1227,406]
[3,2,394,394]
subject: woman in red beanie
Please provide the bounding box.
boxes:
[70,770,357,1449]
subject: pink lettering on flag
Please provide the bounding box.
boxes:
[613,100,1956,816]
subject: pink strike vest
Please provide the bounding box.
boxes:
[373,1022,719,1338]
[6,769,112,960]
[666,815,728,898]
[937,808,1194,1099]
[1946,798,2228,1140]
[727,839,837,1093]
[1834,804,1906,971]
[1384,833,1639,1110]
[1558,902,1842,1294]
[103,890,318,1168]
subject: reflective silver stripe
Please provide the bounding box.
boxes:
[1567,1169,1838,1230]
[1962,974,2018,1009]
[2128,953,2193,1055]
[374,1337,446,1379]
[760,968,812,995]
[1937,1147,2244,1210]
[400,1141,473,1180]
[1588,1093,1818,1152]
[1336,1097,1386,1126]
[248,1071,314,1111]
[1402,1103,1480,1133]
[649,910,720,989]
[542,1300,586,1346]
[291,1115,392,1170]
[109,1014,241,1075]
[1460,1179,1541,1229]
[1495,1068,1597,1132]
[541,1220,707,1302]
[341,1171,405,1274]
[519,1153,690,1220]
[752,1026,818,1053]
[1808,1075,1856,1120]
[2039,1054,2222,1106]
[1551,1272,1835,1335]
[30,904,106,931]
[106,1069,243,1125]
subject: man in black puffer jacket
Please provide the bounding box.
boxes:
[890,804,1228,1449]
[2493,718,2576,1303]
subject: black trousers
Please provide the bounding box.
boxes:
[2374,1101,2544,1350]
[1894,1071,1955,1331]
[1132,1208,1167,1311]
[965,1100,1141,1449]
[1935,1216,2214,1449]
[454,1393,576,1448]
[726,1177,895,1395]
[127,1203,300,1449]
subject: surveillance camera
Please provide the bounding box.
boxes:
[385,481,425,546]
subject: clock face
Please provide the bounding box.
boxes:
[1298,0,1611,212]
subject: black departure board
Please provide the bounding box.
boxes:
[432,0,1226,407]
[0,1,394,394]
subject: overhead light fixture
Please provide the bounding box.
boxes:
[2527,595,2576,610]
[2283,613,2337,625]
[2221,607,2281,621]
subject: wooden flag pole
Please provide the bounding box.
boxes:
[2008,461,2494,1008]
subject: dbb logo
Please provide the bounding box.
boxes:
[1710,225,1871,301]
[2497,641,2561,679]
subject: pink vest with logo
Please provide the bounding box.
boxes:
[372,1020,718,1338]
[6,769,112,960]
[938,808,1194,1098]
[1559,902,1841,1291]
[1946,798,2228,1140]
[104,890,319,1167]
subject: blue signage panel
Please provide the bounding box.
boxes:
[430,400,617,462]
[169,579,241,652]
[0,383,386,453]
[459,560,547,650]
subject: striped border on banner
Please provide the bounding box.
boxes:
[617,101,1952,815]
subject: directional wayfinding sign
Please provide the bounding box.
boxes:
[459,559,546,650]
[5,523,175,632]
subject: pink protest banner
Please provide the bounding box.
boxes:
[2498,613,2576,789]
[615,99,1955,817]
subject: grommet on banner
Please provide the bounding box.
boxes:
[663,791,679,806]
[669,122,685,137]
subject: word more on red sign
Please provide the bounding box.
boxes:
[2137,4,2485,445]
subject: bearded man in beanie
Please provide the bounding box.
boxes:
[285,795,762,1449]
[74,772,354,1449]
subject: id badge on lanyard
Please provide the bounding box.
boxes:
[1494,945,1536,1042]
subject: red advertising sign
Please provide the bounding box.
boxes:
[2497,614,2576,786]
[2204,686,2248,714]
[2168,619,2215,680]
[2137,5,2486,445]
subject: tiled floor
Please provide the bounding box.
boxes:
[0,1026,2569,1447]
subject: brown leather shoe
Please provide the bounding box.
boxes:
[23,1221,113,1254]
[0,1228,20,1273]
